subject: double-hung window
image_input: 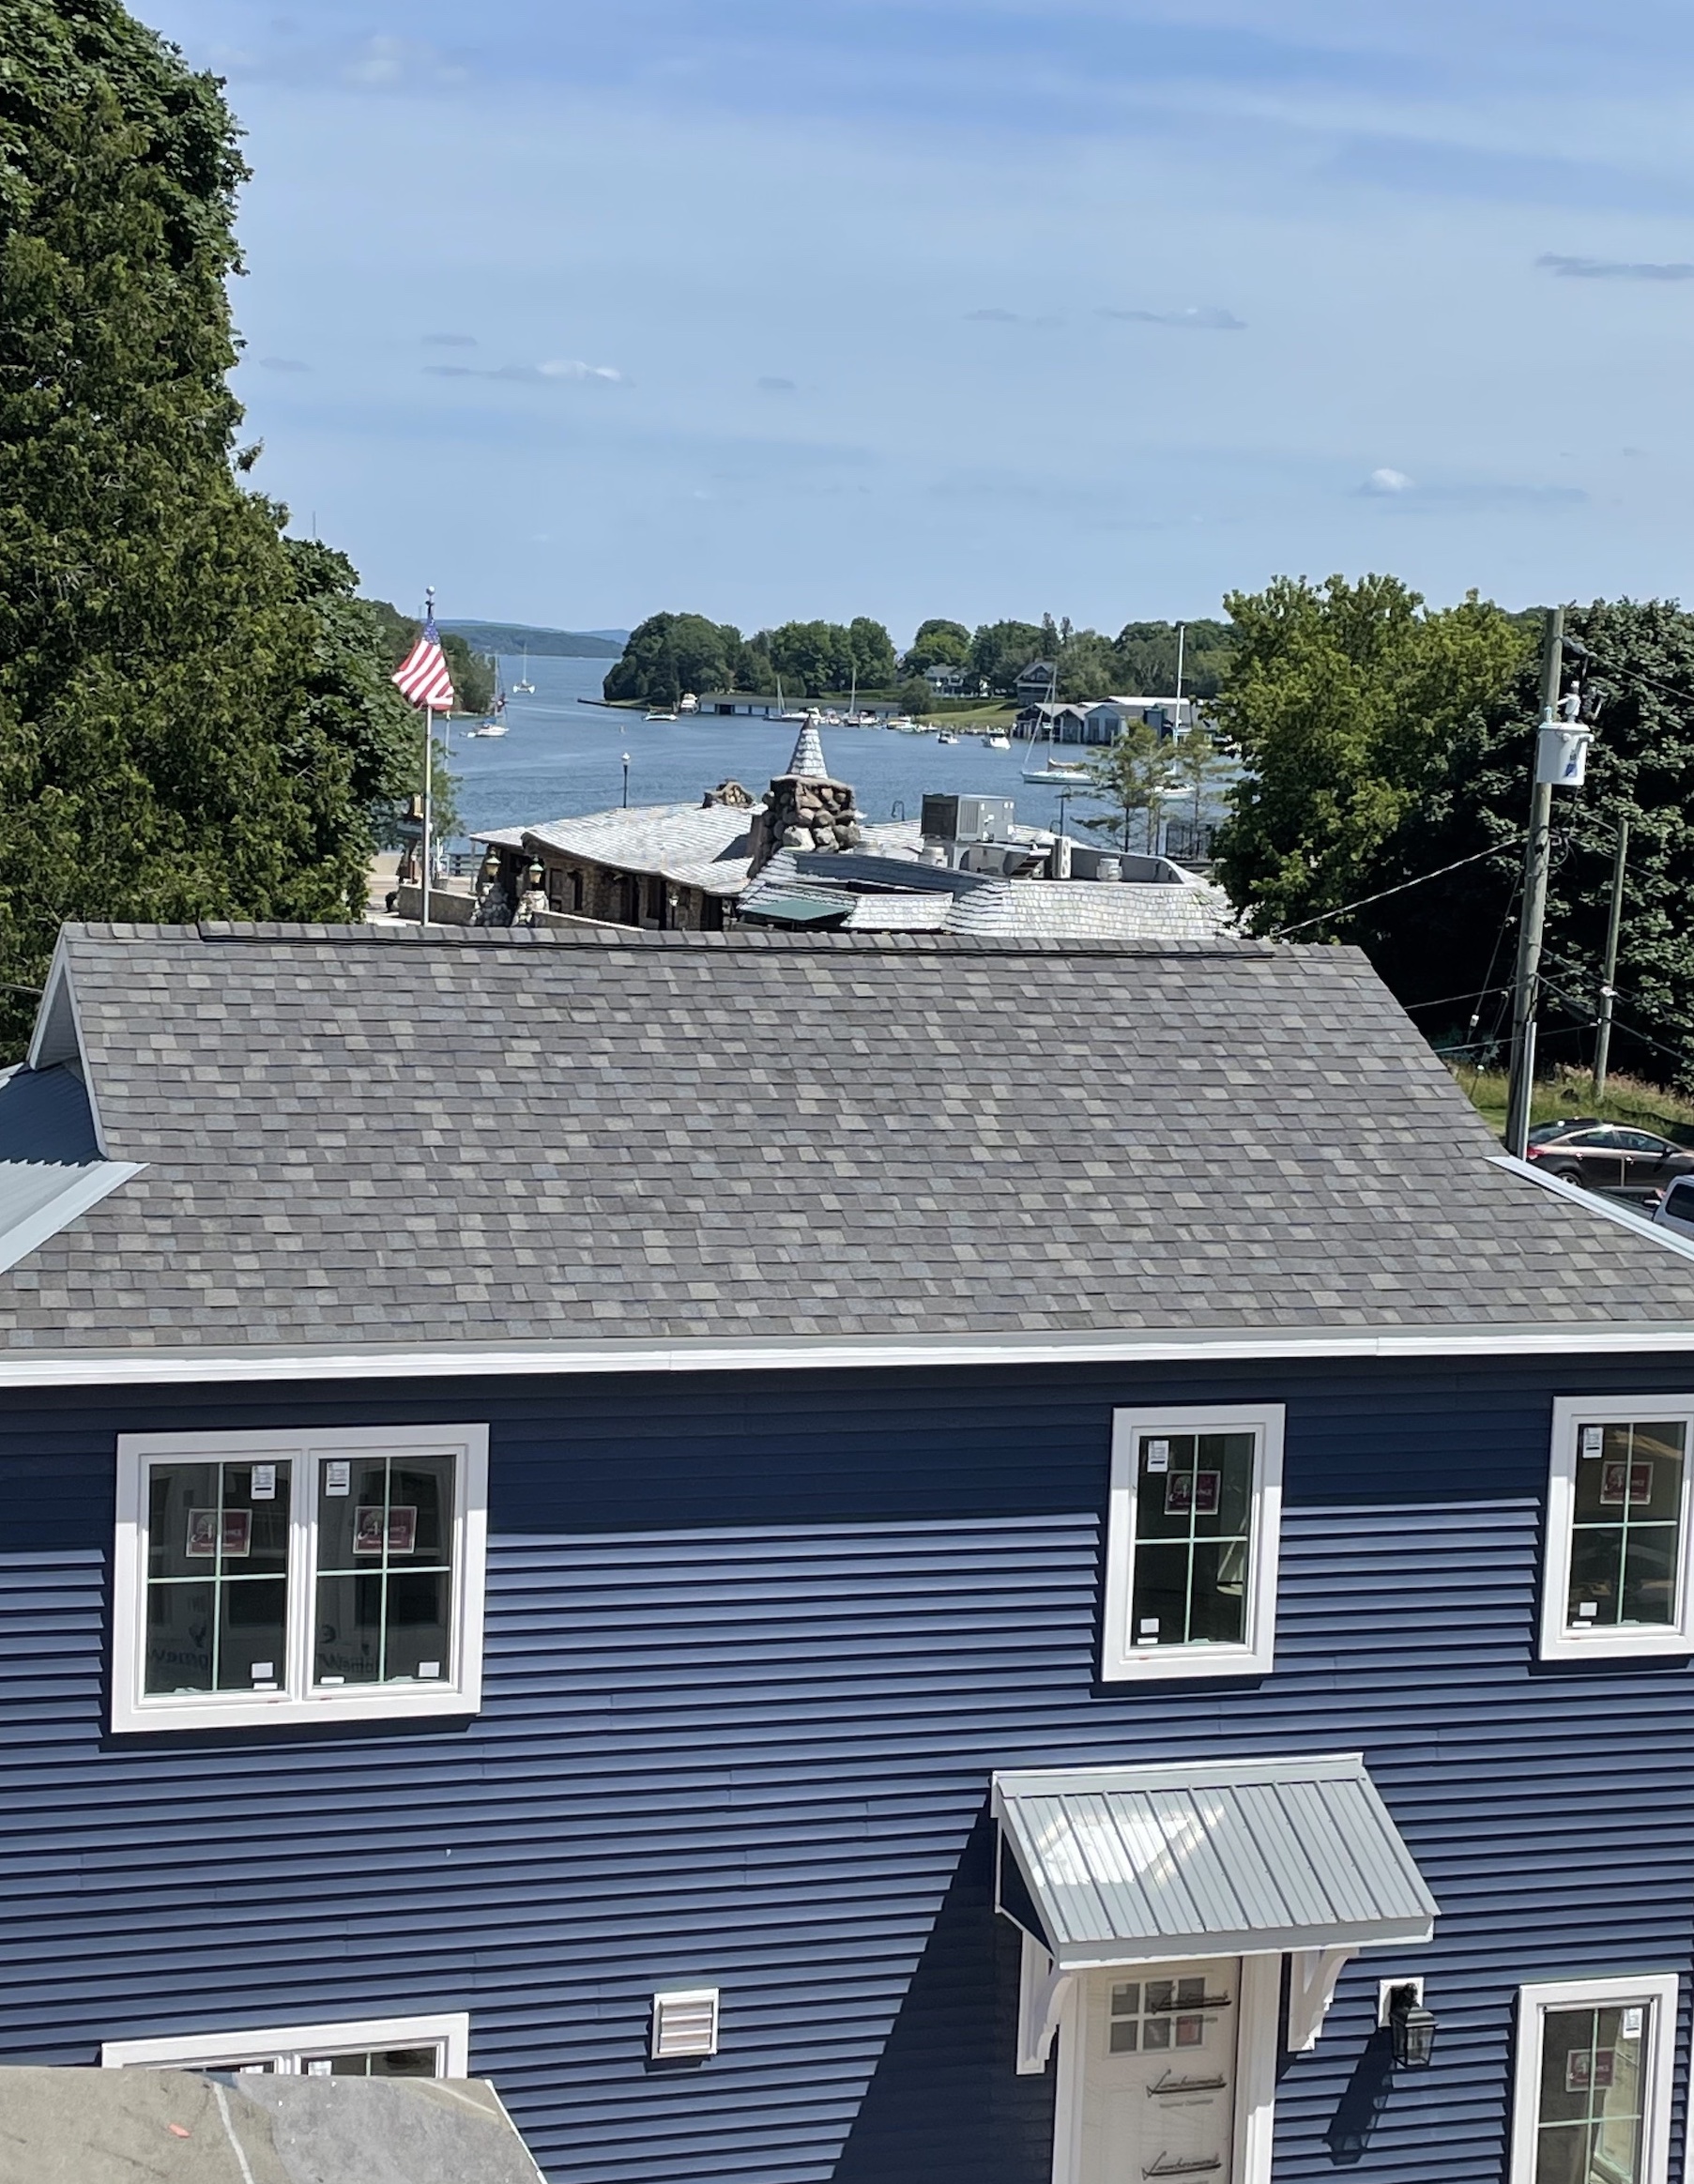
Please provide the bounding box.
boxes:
[1101,1405,1284,1681]
[1508,1975,1677,2184]
[113,1426,489,1733]
[1542,1397,1694,1660]
[101,2013,470,2077]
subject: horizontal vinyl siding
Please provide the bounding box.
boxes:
[1,1357,1693,2182]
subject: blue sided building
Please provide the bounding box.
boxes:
[4,920,1694,2184]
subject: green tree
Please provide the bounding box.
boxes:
[904,619,971,673]
[847,617,898,690]
[1055,630,1117,701]
[367,597,493,715]
[1211,574,1531,946]
[603,613,738,705]
[0,1,416,1050]
[1167,720,1231,844]
[969,620,1047,694]
[896,677,932,718]
[1077,723,1180,852]
[1114,619,1236,699]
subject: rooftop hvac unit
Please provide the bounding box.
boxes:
[920,793,1016,845]
[650,1988,720,2061]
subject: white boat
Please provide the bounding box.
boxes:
[937,729,960,745]
[511,646,535,695]
[645,709,679,723]
[469,719,508,739]
[777,710,809,724]
[1022,760,1089,784]
[982,732,1012,751]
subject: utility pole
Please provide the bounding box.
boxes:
[1592,817,1629,1104]
[1503,606,1566,1158]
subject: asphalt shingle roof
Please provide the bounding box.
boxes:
[6,920,1694,1358]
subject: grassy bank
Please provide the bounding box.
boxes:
[1455,1061,1694,1144]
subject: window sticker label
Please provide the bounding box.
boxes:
[1581,1426,1604,1457]
[1622,2008,1643,2040]
[186,1508,218,1558]
[418,1660,441,1680]
[1146,1440,1170,1474]
[387,1506,418,1555]
[353,1506,385,1554]
[1566,2049,1615,2093]
[1166,1470,1221,1517]
[326,1460,351,1497]
[251,1464,276,1501]
[1600,1460,1654,1506]
[250,1661,274,1681]
[1136,1617,1161,1645]
[221,1511,252,1558]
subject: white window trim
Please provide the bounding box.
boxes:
[1048,1953,1280,2184]
[100,2011,469,2075]
[1541,1396,1694,1661]
[1508,1973,1678,2184]
[112,1423,489,1733]
[1101,1404,1284,1682]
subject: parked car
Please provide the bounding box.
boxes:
[1655,1174,1694,1239]
[1522,1120,1694,1194]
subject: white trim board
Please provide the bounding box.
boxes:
[101,2011,470,2074]
[1491,1154,1694,1267]
[1539,1395,1694,1662]
[10,1319,1694,1390]
[1507,1974,1678,2184]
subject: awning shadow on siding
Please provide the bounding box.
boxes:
[993,1752,1438,1969]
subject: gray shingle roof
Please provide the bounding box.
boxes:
[473,806,921,895]
[6,921,1694,1359]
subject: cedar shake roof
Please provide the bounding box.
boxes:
[5,921,1694,1360]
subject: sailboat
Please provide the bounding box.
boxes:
[469,659,510,738]
[512,646,535,695]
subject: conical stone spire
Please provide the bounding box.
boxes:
[786,717,829,779]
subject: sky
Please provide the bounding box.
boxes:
[139,0,1694,640]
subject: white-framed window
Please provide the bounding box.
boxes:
[1542,1397,1694,1661]
[112,1425,489,1733]
[100,2012,469,2077]
[1508,1974,1678,2184]
[1101,1405,1284,1681]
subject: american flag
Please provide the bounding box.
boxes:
[391,613,456,711]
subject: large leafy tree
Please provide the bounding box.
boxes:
[603,612,740,704]
[0,1,415,1049]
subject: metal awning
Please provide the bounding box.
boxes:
[993,1752,1438,1970]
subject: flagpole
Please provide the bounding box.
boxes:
[421,585,435,926]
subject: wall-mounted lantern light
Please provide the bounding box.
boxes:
[1384,1980,1437,2069]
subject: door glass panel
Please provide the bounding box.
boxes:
[1535,2005,1646,2184]
[1568,1423,1686,1630]
[1132,1433,1256,1648]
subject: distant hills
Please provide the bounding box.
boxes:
[439,619,627,659]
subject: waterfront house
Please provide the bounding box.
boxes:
[923,663,967,697]
[8,923,1694,2184]
[1015,659,1061,703]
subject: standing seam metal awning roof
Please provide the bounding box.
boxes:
[993,1753,1439,1969]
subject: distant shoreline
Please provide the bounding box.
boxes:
[440,619,626,660]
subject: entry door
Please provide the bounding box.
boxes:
[1078,1958,1240,2184]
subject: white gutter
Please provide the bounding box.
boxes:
[7,1318,1694,1390]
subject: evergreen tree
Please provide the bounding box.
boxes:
[0,2,415,1049]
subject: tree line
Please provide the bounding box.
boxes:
[604,612,1235,707]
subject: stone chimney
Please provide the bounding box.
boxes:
[745,719,865,876]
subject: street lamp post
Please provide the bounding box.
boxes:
[621,753,631,810]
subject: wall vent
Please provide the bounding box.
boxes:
[651,1987,720,2061]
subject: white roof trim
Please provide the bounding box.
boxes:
[0,1163,144,1278]
[1489,1153,1694,1266]
[7,1316,1694,1389]
[23,941,110,1154]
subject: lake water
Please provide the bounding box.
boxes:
[441,653,1103,852]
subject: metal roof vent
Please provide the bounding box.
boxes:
[651,1987,720,2061]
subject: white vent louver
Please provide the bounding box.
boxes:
[650,1987,720,2061]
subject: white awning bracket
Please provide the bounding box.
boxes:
[1287,1947,1355,2053]
[1015,1932,1074,2076]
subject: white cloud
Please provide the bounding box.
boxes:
[1097,304,1247,329]
[1362,466,1413,494]
[537,359,623,383]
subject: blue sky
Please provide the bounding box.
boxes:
[143,0,1694,639]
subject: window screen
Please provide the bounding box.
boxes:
[1534,2002,1649,2184]
[1567,1421,1686,1631]
[145,1461,292,1695]
[1130,1432,1256,1650]
[313,1452,455,1688]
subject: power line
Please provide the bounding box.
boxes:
[1264,836,1523,940]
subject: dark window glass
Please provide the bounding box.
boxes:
[1535,2004,1646,2184]
[144,1461,292,1695]
[1130,1432,1256,1650]
[1567,1422,1686,1630]
[308,2045,440,2078]
[313,1453,454,1688]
